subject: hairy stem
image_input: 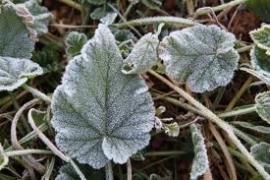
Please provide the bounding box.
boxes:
[148,70,270,179]
[23,85,51,103]
[58,0,84,13]
[219,106,256,118]
[5,149,52,157]
[114,16,197,28]
[105,162,114,180]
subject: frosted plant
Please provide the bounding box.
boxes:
[0,3,34,58]
[255,91,270,124]
[65,31,88,57]
[122,33,159,74]
[251,142,270,173]
[51,24,155,169]
[250,24,270,55]
[190,124,209,180]
[159,24,239,93]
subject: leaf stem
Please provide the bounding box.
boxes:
[148,70,270,179]
[114,16,197,28]
[5,149,52,157]
[23,85,51,103]
[58,0,84,13]
[219,105,257,118]
[70,159,87,180]
[194,0,247,16]
[105,162,114,180]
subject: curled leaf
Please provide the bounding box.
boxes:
[0,4,34,58]
[159,24,239,93]
[255,91,270,123]
[51,24,155,169]
[122,33,159,74]
[0,57,43,91]
[65,31,87,57]
[190,124,209,180]
[251,142,270,173]
[250,24,270,55]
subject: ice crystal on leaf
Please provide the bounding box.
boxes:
[159,25,239,93]
[255,91,270,124]
[51,24,155,169]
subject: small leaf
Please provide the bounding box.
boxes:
[51,24,155,169]
[56,163,104,180]
[246,0,270,22]
[65,31,87,57]
[0,57,43,92]
[190,124,209,180]
[90,7,110,20]
[0,4,34,58]
[255,91,270,123]
[86,0,105,5]
[15,0,51,37]
[0,144,8,171]
[249,46,270,85]
[250,24,270,55]
[100,12,117,25]
[159,24,239,93]
[122,33,159,74]
[163,122,180,137]
[251,142,270,173]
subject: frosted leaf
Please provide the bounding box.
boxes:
[255,91,270,123]
[15,0,51,37]
[65,31,87,57]
[0,144,8,171]
[0,4,34,58]
[159,24,239,93]
[122,33,159,74]
[56,163,104,180]
[0,57,43,92]
[251,142,270,173]
[163,122,180,137]
[51,24,155,169]
[246,0,270,23]
[249,46,270,85]
[87,0,105,5]
[250,24,270,55]
[100,12,117,25]
[190,124,209,180]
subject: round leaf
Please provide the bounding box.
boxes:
[0,57,43,92]
[255,91,270,123]
[251,142,270,173]
[159,25,239,93]
[51,24,155,169]
[65,31,87,57]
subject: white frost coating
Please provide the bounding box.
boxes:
[255,91,270,124]
[250,24,270,56]
[51,24,155,169]
[65,32,87,57]
[0,57,43,92]
[251,142,270,173]
[122,33,159,74]
[190,124,209,180]
[159,24,239,93]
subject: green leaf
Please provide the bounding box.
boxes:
[51,24,155,169]
[0,4,34,58]
[249,46,270,85]
[0,144,8,171]
[65,31,87,57]
[15,0,51,37]
[100,12,117,25]
[163,122,180,137]
[90,7,109,20]
[250,24,270,55]
[0,57,43,92]
[122,33,159,74]
[56,163,104,180]
[251,142,270,173]
[246,0,270,22]
[87,0,105,5]
[255,91,270,123]
[159,24,239,93]
[190,124,209,180]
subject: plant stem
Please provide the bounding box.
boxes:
[127,159,132,180]
[114,16,197,28]
[225,76,253,111]
[194,0,247,16]
[70,159,87,180]
[58,0,84,13]
[23,85,51,103]
[219,105,256,118]
[105,162,114,180]
[5,149,52,157]
[148,70,270,179]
